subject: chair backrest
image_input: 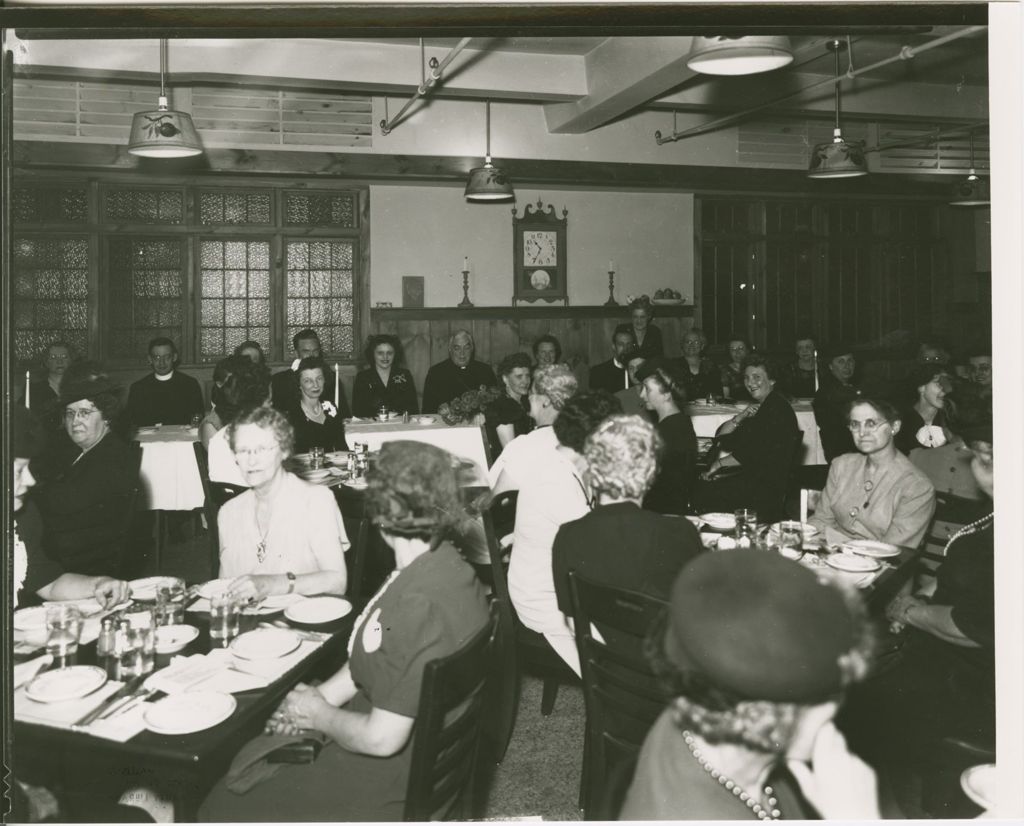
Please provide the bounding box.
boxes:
[568,571,670,820]
[403,608,500,821]
[919,490,992,577]
[117,442,146,578]
[489,489,518,549]
[192,441,247,579]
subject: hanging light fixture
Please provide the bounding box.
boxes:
[465,101,514,202]
[950,131,990,206]
[686,35,794,76]
[128,39,202,158]
[807,40,867,179]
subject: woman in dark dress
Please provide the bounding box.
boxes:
[677,328,720,402]
[696,355,800,523]
[719,336,753,401]
[351,334,419,418]
[630,299,664,359]
[895,364,954,454]
[199,441,490,822]
[484,352,534,458]
[780,336,819,398]
[285,357,347,454]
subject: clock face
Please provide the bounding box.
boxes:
[523,230,558,267]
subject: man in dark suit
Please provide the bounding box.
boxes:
[588,324,637,394]
[421,329,497,413]
[124,337,204,428]
[270,328,349,417]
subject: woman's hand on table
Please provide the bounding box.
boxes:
[886,593,927,626]
[92,576,130,608]
[279,683,333,731]
[225,574,277,603]
[786,721,881,820]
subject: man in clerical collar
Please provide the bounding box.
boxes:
[125,337,204,428]
[588,324,638,394]
[270,328,348,417]
[421,329,497,413]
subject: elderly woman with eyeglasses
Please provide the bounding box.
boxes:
[218,406,348,602]
[809,398,935,548]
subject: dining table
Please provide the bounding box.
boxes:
[344,413,491,477]
[688,398,825,465]
[12,595,360,821]
[134,424,205,512]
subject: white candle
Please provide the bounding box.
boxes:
[334,363,340,408]
[608,260,615,273]
[463,256,469,272]
[800,489,808,525]
[813,349,819,393]
[24,370,30,408]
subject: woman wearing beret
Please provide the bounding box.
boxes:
[622,550,880,821]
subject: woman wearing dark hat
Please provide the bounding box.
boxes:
[31,364,138,577]
[200,441,490,822]
[622,550,879,820]
[894,364,954,454]
[812,344,862,462]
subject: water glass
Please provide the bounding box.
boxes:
[310,446,325,470]
[119,626,156,678]
[154,578,186,626]
[190,414,202,429]
[210,594,242,641]
[734,509,758,548]
[46,605,83,660]
[773,520,805,558]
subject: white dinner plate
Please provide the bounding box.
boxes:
[197,578,235,599]
[285,596,353,625]
[25,665,107,704]
[300,468,332,481]
[154,624,200,654]
[325,451,349,463]
[129,576,183,602]
[960,764,997,810]
[700,512,736,531]
[841,539,901,559]
[344,479,368,489]
[14,606,48,632]
[41,597,110,618]
[825,552,881,573]
[143,691,236,735]
[230,628,301,660]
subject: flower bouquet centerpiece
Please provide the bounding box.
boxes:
[438,385,502,426]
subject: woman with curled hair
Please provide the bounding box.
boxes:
[678,327,720,401]
[552,414,702,622]
[532,333,562,367]
[637,358,699,515]
[205,356,272,486]
[630,298,664,359]
[894,365,954,454]
[489,364,578,493]
[285,356,348,454]
[720,336,754,401]
[233,340,269,369]
[622,550,880,821]
[809,397,935,548]
[200,441,489,822]
[217,406,348,602]
[352,333,418,418]
[484,351,534,456]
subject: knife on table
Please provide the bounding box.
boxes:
[72,674,147,729]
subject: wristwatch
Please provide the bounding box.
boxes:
[286,571,296,595]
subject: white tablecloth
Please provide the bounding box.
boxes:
[688,401,824,466]
[135,426,205,511]
[344,415,490,477]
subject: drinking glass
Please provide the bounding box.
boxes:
[310,446,325,470]
[119,626,156,678]
[45,605,83,661]
[190,414,203,429]
[155,578,186,626]
[210,594,242,641]
[772,520,805,559]
[733,509,758,548]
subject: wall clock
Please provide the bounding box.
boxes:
[512,199,568,306]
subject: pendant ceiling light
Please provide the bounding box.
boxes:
[950,131,990,206]
[128,39,202,158]
[686,35,794,76]
[465,101,514,202]
[807,41,868,179]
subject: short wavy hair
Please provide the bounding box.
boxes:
[233,340,267,367]
[365,441,467,539]
[637,358,689,404]
[296,356,327,380]
[215,355,271,424]
[682,327,708,350]
[843,396,901,426]
[498,351,532,379]
[645,582,875,754]
[532,364,578,411]
[227,405,295,458]
[363,333,405,368]
[553,391,623,452]
[532,334,562,363]
[584,414,662,500]
[741,353,780,382]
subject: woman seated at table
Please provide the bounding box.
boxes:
[809,398,935,548]
[484,352,534,457]
[695,355,800,523]
[206,357,272,486]
[218,406,348,601]
[200,355,240,448]
[285,356,348,454]
[838,422,994,812]
[234,339,269,370]
[351,333,419,418]
[719,336,753,401]
[622,550,880,820]
[894,365,954,454]
[31,367,138,577]
[677,327,720,402]
[508,391,620,675]
[200,441,490,823]
[780,335,819,398]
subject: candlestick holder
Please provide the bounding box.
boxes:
[458,268,474,308]
[604,269,619,306]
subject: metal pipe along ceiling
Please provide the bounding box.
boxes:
[379,37,473,135]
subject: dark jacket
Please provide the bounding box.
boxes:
[812,375,862,461]
[589,358,629,394]
[271,366,350,418]
[286,402,349,454]
[351,367,419,418]
[643,412,699,515]
[125,371,204,428]
[421,359,497,414]
[676,357,721,403]
[634,324,664,360]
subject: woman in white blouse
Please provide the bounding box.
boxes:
[218,406,349,600]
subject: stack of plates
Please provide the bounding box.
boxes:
[840,539,901,558]
[285,596,353,627]
[699,512,736,532]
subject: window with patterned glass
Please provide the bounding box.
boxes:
[199,239,273,361]
[286,239,355,355]
[13,184,90,225]
[11,237,90,363]
[283,191,356,228]
[107,238,186,358]
[102,186,185,224]
[198,190,273,226]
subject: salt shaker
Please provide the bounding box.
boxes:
[96,616,116,658]
[378,404,388,422]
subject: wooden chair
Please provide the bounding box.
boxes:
[568,572,670,820]
[918,491,991,579]
[192,442,247,579]
[117,441,145,579]
[403,608,500,821]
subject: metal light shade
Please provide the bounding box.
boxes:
[808,132,869,179]
[465,160,514,201]
[950,171,990,207]
[128,98,203,158]
[687,35,794,75]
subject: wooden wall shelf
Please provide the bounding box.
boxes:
[370,304,694,322]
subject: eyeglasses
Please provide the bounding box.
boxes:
[64,407,100,421]
[234,444,276,459]
[847,419,888,433]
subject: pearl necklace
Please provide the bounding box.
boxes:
[943,511,993,554]
[682,731,781,821]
